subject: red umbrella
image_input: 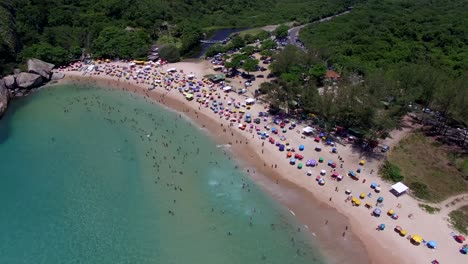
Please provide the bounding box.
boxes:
[455,235,466,243]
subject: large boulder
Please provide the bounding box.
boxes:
[16,72,43,89]
[50,72,65,80]
[3,75,16,89]
[0,79,9,117]
[27,59,55,79]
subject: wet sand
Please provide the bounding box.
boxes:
[56,75,386,264]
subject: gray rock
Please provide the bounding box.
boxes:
[50,72,65,80]
[3,75,16,89]
[16,72,43,89]
[27,58,55,79]
[13,68,21,75]
[0,79,9,117]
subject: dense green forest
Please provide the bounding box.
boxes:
[300,0,468,76]
[0,0,354,75]
[259,0,468,139]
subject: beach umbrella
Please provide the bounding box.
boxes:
[287,152,292,158]
[332,171,339,177]
[461,247,468,254]
[337,174,343,181]
[412,235,423,244]
[307,170,312,176]
[373,208,382,216]
[394,226,402,232]
[359,159,365,165]
[311,159,317,166]
[314,137,320,142]
[455,235,466,243]
[360,193,366,199]
[379,224,386,230]
[299,144,305,151]
[377,197,384,203]
[331,162,337,168]
[320,169,326,175]
[319,179,325,185]
[353,199,361,206]
[290,158,296,165]
[328,160,333,166]
[316,175,322,181]
[315,146,322,151]
[427,240,437,249]
[375,186,381,193]
[388,209,394,215]
[332,147,337,153]
[306,159,313,166]
[298,163,303,169]
[371,182,377,189]
[345,189,352,194]
[319,157,324,163]
[400,229,407,236]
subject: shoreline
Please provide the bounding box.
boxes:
[57,74,378,264]
[53,60,466,264]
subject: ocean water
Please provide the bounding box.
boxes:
[0,84,327,264]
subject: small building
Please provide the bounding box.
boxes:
[391,182,409,197]
[325,70,340,80]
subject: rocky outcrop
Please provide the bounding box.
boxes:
[3,75,15,89]
[50,72,65,80]
[16,72,43,89]
[0,79,9,117]
[27,59,55,79]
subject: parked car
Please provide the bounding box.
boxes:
[256,74,264,78]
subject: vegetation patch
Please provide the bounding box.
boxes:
[418,204,440,214]
[380,161,404,182]
[449,206,468,235]
[388,132,468,202]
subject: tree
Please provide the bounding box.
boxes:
[242,58,258,75]
[93,26,150,59]
[261,39,276,50]
[308,64,327,79]
[158,44,180,62]
[205,44,225,57]
[21,42,68,65]
[242,46,255,55]
[274,24,289,39]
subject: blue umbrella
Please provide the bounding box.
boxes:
[377,197,384,203]
[299,144,305,151]
[290,158,296,164]
[379,224,386,230]
[373,208,381,216]
[462,247,468,254]
[371,182,377,188]
[332,147,337,153]
[427,240,437,249]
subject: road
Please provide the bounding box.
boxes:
[287,9,353,48]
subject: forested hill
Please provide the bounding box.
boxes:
[300,0,468,76]
[0,0,355,75]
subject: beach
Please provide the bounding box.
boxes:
[57,60,466,264]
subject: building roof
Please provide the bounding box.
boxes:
[326,70,341,79]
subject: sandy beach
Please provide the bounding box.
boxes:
[55,60,466,264]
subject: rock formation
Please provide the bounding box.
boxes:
[50,72,65,80]
[0,79,9,117]
[27,59,55,79]
[3,75,15,89]
[16,72,43,89]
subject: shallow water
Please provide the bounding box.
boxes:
[0,84,327,263]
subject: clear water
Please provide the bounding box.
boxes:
[0,84,327,264]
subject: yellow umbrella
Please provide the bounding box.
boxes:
[388,209,394,215]
[360,193,366,199]
[412,234,423,243]
[359,159,365,165]
[400,230,407,236]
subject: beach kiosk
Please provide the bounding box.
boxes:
[391,182,409,197]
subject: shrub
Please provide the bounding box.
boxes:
[410,182,431,200]
[381,161,404,182]
[158,45,180,63]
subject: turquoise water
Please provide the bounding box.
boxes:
[0,84,326,263]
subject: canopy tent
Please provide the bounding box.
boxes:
[391,182,409,196]
[302,126,314,134]
[222,86,232,91]
[166,67,177,72]
[245,98,256,104]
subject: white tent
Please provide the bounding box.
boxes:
[391,182,409,196]
[302,126,314,134]
[166,68,177,73]
[245,98,256,104]
[223,86,232,91]
[187,74,195,79]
